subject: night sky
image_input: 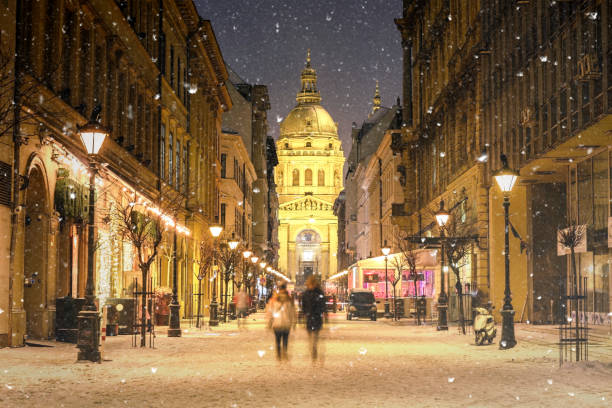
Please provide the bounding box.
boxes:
[194,0,403,151]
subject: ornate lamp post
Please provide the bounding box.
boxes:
[223,234,239,322]
[250,255,259,308]
[494,154,519,350]
[435,200,450,331]
[381,241,391,318]
[168,223,181,337]
[208,221,223,326]
[76,119,108,362]
[242,249,251,303]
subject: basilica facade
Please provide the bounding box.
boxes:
[276,51,345,288]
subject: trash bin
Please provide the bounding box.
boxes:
[394,298,405,318]
[55,297,86,343]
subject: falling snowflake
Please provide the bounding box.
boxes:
[358,347,367,355]
[257,350,265,358]
[448,377,455,383]
[547,379,553,385]
[151,367,157,374]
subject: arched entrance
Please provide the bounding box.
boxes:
[23,165,50,339]
[295,229,321,288]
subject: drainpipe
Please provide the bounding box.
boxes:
[7,0,26,347]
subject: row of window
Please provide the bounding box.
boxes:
[290,169,325,186]
[160,125,189,192]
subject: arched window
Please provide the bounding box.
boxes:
[306,142,311,147]
[305,169,312,186]
[292,169,300,186]
[318,169,325,186]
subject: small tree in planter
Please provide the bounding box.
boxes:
[397,238,422,324]
[558,224,587,362]
[389,253,407,321]
[195,237,216,328]
[110,190,183,346]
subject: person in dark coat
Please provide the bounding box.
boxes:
[301,275,326,362]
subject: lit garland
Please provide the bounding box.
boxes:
[328,270,349,281]
[96,230,112,305]
[53,141,191,236]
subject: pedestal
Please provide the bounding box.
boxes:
[437,293,448,331]
[77,310,101,362]
[167,302,181,337]
[209,300,219,326]
[500,309,516,349]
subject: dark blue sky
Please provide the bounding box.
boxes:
[195,0,403,150]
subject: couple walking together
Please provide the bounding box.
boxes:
[265,275,325,362]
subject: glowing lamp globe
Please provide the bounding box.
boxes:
[228,234,239,250]
[209,224,223,238]
[494,155,519,194]
[79,122,108,155]
[250,256,259,264]
[381,240,391,256]
[242,250,252,259]
[259,262,266,269]
[435,200,450,227]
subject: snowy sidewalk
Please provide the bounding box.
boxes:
[1,315,611,407]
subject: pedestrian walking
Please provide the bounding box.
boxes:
[265,283,296,361]
[301,275,326,362]
[236,284,249,329]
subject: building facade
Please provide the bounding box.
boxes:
[344,92,403,262]
[0,0,231,346]
[276,52,345,287]
[222,70,273,265]
[395,0,611,324]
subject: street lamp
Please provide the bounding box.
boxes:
[76,117,108,362]
[382,240,391,319]
[242,250,251,304]
[435,200,450,331]
[494,154,519,350]
[208,220,223,326]
[250,255,259,309]
[168,216,181,337]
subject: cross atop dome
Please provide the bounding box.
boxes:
[297,49,321,104]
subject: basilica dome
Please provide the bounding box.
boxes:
[279,50,338,139]
[280,104,337,137]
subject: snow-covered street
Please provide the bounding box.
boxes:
[1,314,611,408]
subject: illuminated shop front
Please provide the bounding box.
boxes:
[347,250,438,300]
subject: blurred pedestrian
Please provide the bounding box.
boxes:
[265,283,296,361]
[236,284,249,329]
[302,276,326,362]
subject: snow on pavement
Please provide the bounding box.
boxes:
[1,314,611,407]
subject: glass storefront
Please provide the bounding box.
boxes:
[569,148,612,323]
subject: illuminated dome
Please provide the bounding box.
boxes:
[279,50,338,139]
[280,104,338,137]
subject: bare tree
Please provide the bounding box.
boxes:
[396,238,423,324]
[558,224,586,361]
[389,253,406,321]
[194,236,216,328]
[216,238,241,322]
[440,216,476,335]
[110,189,184,346]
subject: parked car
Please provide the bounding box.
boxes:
[325,295,338,313]
[347,289,377,321]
